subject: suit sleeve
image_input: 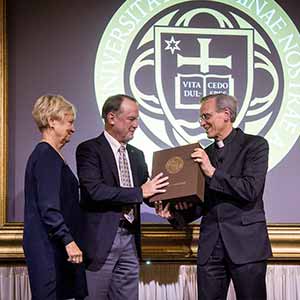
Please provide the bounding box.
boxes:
[76,142,143,205]
[208,137,269,203]
[35,149,73,245]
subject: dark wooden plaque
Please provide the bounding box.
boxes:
[150,143,205,203]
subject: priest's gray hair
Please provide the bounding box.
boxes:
[200,93,238,122]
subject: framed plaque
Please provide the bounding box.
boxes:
[150,143,205,204]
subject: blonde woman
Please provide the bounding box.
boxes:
[23,95,87,300]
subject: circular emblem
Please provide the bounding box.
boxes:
[165,156,184,174]
[95,0,300,171]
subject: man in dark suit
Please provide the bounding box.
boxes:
[156,94,272,300]
[76,94,168,300]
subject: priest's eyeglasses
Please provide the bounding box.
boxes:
[199,112,215,122]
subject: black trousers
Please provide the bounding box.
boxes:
[197,235,267,300]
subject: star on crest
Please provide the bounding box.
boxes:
[165,36,181,55]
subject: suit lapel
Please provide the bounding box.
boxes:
[96,133,120,185]
[127,145,139,187]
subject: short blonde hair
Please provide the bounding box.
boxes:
[32,94,76,131]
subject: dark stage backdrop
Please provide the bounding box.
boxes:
[7,0,300,222]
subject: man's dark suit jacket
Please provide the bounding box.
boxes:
[76,133,148,271]
[173,128,272,265]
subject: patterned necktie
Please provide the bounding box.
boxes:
[118,145,135,223]
[119,145,132,187]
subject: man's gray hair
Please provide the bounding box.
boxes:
[200,93,238,122]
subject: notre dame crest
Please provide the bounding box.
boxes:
[95,0,300,171]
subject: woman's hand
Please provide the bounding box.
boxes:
[65,241,83,264]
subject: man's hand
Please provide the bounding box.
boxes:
[141,172,169,198]
[155,201,174,220]
[65,241,83,264]
[155,201,194,220]
[191,147,216,177]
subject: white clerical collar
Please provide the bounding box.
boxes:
[216,140,224,148]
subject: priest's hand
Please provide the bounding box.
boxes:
[174,201,194,210]
[191,147,215,178]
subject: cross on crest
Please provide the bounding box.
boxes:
[177,38,232,73]
[154,26,253,142]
